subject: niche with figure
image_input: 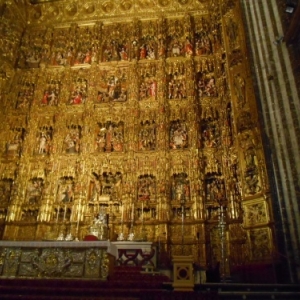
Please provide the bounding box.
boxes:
[166,15,193,58]
[89,171,122,203]
[41,79,60,106]
[167,62,187,100]
[72,25,99,65]
[200,107,220,148]
[50,27,72,66]
[16,81,35,110]
[139,75,157,100]
[171,173,190,203]
[138,120,156,151]
[137,174,157,221]
[205,176,226,221]
[57,177,75,204]
[194,15,222,56]
[5,127,25,157]
[69,77,88,105]
[36,126,53,155]
[0,179,13,205]
[170,173,191,219]
[137,174,156,202]
[64,125,82,154]
[95,67,128,103]
[197,73,218,98]
[101,23,131,62]
[26,178,44,206]
[139,20,158,60]
[222,103,233,147]
[169,120,188,150]
[18,28,49,68]
[206,177,226,205]
[95,121,124,152]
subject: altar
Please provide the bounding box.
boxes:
[0,240,156,280]
[0,240,111,279]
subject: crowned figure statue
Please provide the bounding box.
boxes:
[89,211,108,240]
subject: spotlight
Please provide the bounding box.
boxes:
[285,2,295,13]
[285,5,294,13]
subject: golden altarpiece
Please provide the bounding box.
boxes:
[0,0,276,276]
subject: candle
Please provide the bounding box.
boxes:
[131,202,134,228]
[63,205,67,222]
[121,204,124,224]
[121,204,124,232]
[77,209,81,223]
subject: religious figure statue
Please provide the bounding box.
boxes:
[206,178,226,206]
[6,132,22,156]
[69,78,87,105]
[96,72,127,103]
[60,182,74,203]
[0,180,12,205]
[171,173,190,203]
[89,211,108,240]
[245,171,261,195]
[89,175,102,202]
[41,87,59,106]
[138,175,155,202]
[128,232,135,241]
[37,128,52,155]
[27,179,43,205]
[64,128,81,154]
[184,37,193,56]
[234,73,246,107]
[139,78,157,100]
[138,121,156,151]
[203,124,219,148]
[95,122,124,152]
[240,133,257,170]
[170,120,188,149]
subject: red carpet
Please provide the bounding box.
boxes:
[0,266,219,300]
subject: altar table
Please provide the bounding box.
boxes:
[0,240,156,279]
[0,240,110,279]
